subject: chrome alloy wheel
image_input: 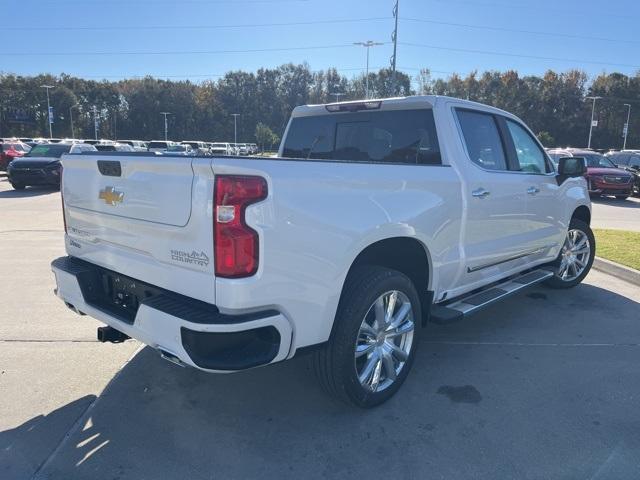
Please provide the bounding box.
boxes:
[557,229,591,282]
[354,290,415,393]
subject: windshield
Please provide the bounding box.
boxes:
[167,145,187,152]
[25,144,71,158]
[582,153,616,168]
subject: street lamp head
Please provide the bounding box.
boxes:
[40,85,55,89]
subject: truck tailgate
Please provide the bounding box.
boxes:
[61,153,216,304]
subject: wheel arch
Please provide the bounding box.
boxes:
[333,237,433,334]
[571,204,591,225]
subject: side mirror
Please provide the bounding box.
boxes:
[558,156,586,176]
[556,156,586,185]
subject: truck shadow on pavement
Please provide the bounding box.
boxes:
[5,281,640,480]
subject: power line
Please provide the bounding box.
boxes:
[15,66,390,80]
[0,42,388,57]
[5,17,389,31]
[401,17,640,46]
[400,42,640,70]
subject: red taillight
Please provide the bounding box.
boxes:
[214,175,267,278]
[61,165,67,233]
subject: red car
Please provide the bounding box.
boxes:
[547,148,634,199]
[0,142,29,171]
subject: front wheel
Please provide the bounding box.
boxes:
[11,182,25,190]
[545,219,595,289]
[615,195,629,200]
[313,266,421,408]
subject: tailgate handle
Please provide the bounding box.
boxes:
[97,160,122,177]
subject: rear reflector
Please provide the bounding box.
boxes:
[214,175,267,278]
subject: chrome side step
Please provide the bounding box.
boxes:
[430,269,554,325]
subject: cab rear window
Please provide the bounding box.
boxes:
[282,109,441,165]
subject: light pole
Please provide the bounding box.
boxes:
[41,85,55,138]
[354,41,383,99]
[160,112,172,141]
[231,113,240,144]
[586,96,601,149]
[329,92,345,103]
[93,105,99,140]
[69,104,79,139]
[623,103,631,150]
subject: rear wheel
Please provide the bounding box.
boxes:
[545,218,595,289]
[313,266,421,408]
[10,182,25,190]
[615,195,629,200]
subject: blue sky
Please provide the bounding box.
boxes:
[5,0,640,85]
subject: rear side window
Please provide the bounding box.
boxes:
[630,156,640,168]
[282,109,441,165]
[456,110,507,170]
[506,120,550,173]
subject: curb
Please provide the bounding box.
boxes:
[593,256,640,287]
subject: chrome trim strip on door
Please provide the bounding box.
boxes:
[467,245,553,273]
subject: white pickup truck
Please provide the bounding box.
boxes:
[52,96,593,407]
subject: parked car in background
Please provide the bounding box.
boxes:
[162,144,195,156]
[95,143,134,152]
[210,142,232,155]
[547,148,633,199]
[606,150,640,196]
[54,96,593,407]
[7,143,96,190]
[117,140,148,152]
[0,141,30,170]
[181,141,210,156]
[147,140,178,153]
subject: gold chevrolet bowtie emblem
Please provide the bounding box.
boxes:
[98,186,124,206]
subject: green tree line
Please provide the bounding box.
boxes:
[1,64,639,149]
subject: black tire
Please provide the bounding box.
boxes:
[545,218,595,289]
[615,195,629,200]
[11,182,25,190]
[312,266,421,408]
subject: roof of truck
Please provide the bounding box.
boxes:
[291,95,515,119]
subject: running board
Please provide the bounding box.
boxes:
[430,269,554,325]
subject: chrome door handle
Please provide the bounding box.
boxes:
[527,186,540,195]
[472,188,490,198]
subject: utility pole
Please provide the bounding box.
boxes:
[160,112,172,141]
[330,92,345,103]
[623,103,631,150]
[354,41,383,99]
[69,104,79,139]
[390,0,399,96]
[586,96,601,149]
[231,113,240,144]
[41,85,55,138]
[93,105,99,140]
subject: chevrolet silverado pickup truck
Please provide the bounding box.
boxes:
[52,96,593,407]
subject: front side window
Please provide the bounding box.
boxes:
[506,120,549,174]
[456,109,507,170]
[629,156,640,168]
[282,109,441,165]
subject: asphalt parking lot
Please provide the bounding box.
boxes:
[591,195,640,232]
[1,177,639,480]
